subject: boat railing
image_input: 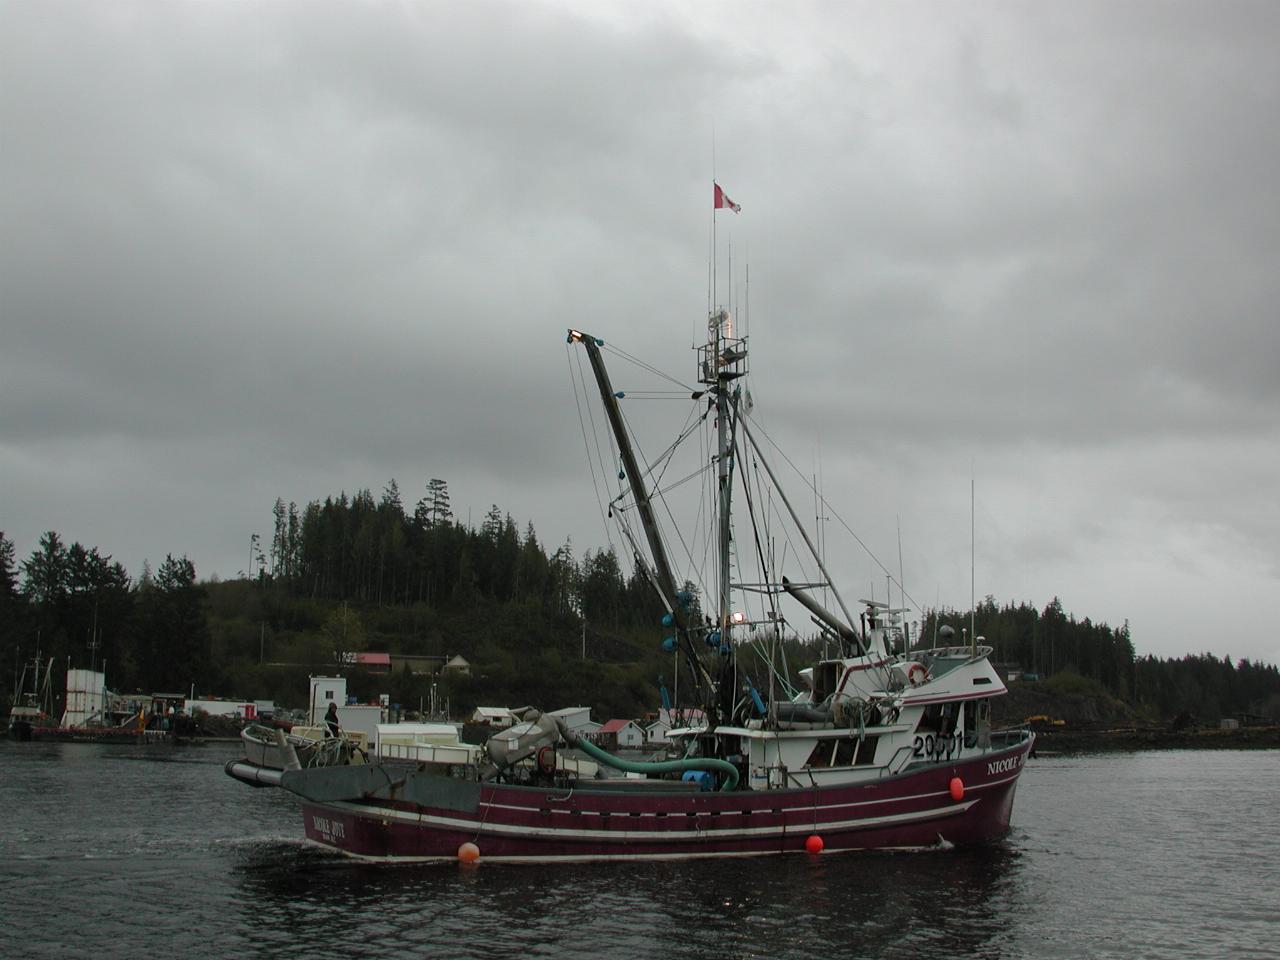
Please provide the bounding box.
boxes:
[379,741,479,766]
[917,644,993,661]
[989,728,1034,749]
[697,331,748,383]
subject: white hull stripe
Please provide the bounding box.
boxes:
[316,795,979,843]
[302,839,951,865]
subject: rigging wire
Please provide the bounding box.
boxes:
[674,418,714,612]
[747,416,925,614]
[641,462,716,502]
[614,398,711,611]
[615,401,709,506]
[600,343,698,395]
[567,345,616,555]
[748,433,818,603]
[602,390,718,627]
[738,431,806,700]
[733,433,784,697]
[581,334,918,713]
[608,391,695,400]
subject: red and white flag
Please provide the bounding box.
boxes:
[714,182,741,213]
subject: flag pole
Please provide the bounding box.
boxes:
[712,180,717,313]
[708,194,714,319]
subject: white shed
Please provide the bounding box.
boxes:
[471,706,516,728]
[309,676,347,724]
[645,717,671,745]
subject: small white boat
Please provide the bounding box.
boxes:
[240,722,368,770]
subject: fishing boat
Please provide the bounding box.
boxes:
[225,302,1034,862]
[7,652,57,741]
[8,654,169,743]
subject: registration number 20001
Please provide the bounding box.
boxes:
[912,732,962,759]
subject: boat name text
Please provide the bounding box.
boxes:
[312,815,346,842]
[986,756,1022,776]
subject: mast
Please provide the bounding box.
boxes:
[698,310,748,645]
[713,315,734,642]
[701,309,755,729]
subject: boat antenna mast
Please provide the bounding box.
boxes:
[699,306,750,721]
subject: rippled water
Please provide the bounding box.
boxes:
[2,741,1276,959]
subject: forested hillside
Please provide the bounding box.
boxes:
[4,478,1279,723]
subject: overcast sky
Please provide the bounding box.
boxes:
[4,1,1278,667]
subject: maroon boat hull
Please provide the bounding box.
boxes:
[296,734,1033,862]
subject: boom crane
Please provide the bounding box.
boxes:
[567,330,718,721]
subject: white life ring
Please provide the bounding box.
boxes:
[906,662,927,686]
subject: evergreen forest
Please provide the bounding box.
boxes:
[4,478,1279,725]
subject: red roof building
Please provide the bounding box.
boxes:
[354,652,391,674]
[595,718,645,749]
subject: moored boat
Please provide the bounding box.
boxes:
[7,653,57,741]
[8,655,178,743]
[226,282,1033,862]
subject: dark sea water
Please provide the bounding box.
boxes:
[1,741,1277,959]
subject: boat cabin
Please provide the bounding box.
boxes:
[665,640,1003,792]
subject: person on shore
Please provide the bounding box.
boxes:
[324,701,341,738]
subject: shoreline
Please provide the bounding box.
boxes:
[1026,725,1280,754]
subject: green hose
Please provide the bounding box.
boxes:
[572,735,740,791]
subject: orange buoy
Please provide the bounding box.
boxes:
[805,834,824,854]
[457,841,481,864]
[949,777,965,801]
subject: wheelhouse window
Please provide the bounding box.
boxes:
[804,735,880,769]
[916,704,944,733]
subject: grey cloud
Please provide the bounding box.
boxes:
[3,1,1279,664]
